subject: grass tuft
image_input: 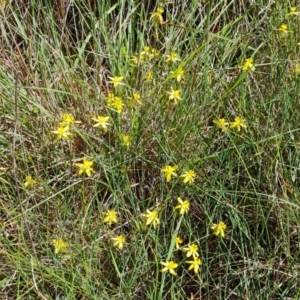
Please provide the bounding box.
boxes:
[1,1,300,299]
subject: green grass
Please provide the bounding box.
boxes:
[1,0,300,299]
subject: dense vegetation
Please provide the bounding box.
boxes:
[1,1,300,299]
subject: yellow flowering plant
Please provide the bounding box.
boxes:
[103,210,118,225]
[166,52,181,63]
[277,24,289,37]
[111,235,126,250]
[120,134,132,147]
[167,88,181,105]
[107,93,124,113]
[141,209,160,228]
[92,115,111,131]
[213,118,229,132]
[145,70,154,82]
[180,170,196,184]
[75,157,94,177]
[186,257,202,274]
[60,113,81,126]
[52,125,72,141]
[182,243,199,258]
[175,197,190,215]
[170,67,185,82]
[286,6,300,15]
[230,117,247,132]
[23,175,38,189]
[175,237,183,249]
[128,92,141,107]
[140,46,160,60]
[211,221,227,238]
[160,260,178,275]
[162,165,178,182]
[242,58,255,72]
[52,239,68,254]
[108,76,124,88]
[150,7,164,25]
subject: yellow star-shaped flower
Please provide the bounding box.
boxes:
[141,209,160,228]
[23,175,38,189]
[167,88,181,104]
[52,125,72,141]
[213,118,229,132]
[75,157,94,177]
[160,260,178,275]
[103,210,118,225]
[92,115,111,131]
[182,243,199,258]
[211,221,227,238]
[186,257,202,274]
[52,239,68,254]
[111,235,126,250]
[150,7,164,25]
[108,76,124,88]
[230,117,247,132]
[175,197,190,215]
[162,165,178,182]
[242,58,255,71]
[180,170,196,184]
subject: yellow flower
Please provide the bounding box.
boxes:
[186,257,202,274]
[92,115,111,130]
[182,243,199,258]
[131,55,139,65]
[162,165,178,182]
[60,113,81,126]
[52,239,68,254]
[111,235,126,250]
[287,7,300,15]
[150,7,164,25]
[107,94,124,113]
[175,197,190,215]
[23,175,38,189]
[180,170,196,185]
[213,118,229,132]
[242,58,255,71]
[166,52,181,63]
[292,63,300,75]
[168,88,181,104]
[103,210,118,225]
[175,237,183,249]
[160,260,178,275]
[230,117,247,132]
[170,67,185,82]
[120,134,132,147]
[145,70,153,82]
[128,92,141,107]
[133,92,141,102]
[278,24,289,37]
[211,221,227,238]
[52,125,72,141]
[150,48,160,59]
[108,76,124,88]
[142,46,151,53]
[107,92,115,100]
[279,24,288,31]
[75,157,94,177]
[141,46,160,60]
[142,209,160,228]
